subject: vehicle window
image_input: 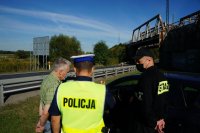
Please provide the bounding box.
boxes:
[167,80,187,108]
[112,80,138,88]
[107,78,138,133]
[109,78,138,104]
[183,86,200,109]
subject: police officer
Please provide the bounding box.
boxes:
[132,48,169,133]
[49,54,115,133]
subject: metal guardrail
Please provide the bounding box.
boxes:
[0,65,136,106]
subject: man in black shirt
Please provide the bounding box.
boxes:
[133,48,169,133]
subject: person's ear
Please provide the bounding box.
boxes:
[57,70,63,79]
[146,57,151,61]
[74,67,77,73]
[91,67,94,73]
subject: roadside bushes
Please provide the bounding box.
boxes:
[0,58,31,73]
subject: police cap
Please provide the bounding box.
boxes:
[71,54,95,64]
[134,48,154,62]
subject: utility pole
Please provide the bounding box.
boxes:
[30,48,31,72]
[166,0,169,31]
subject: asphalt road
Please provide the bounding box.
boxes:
[0,65,122,80]
[0,71,50,80]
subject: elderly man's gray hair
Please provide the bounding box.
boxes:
[52,57,71,71]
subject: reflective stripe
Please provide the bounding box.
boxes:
[157,81,169,95]
[62,119,104,133]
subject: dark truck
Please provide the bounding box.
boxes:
[159,11,200,73]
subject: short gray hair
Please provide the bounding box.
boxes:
[52,57,71,71]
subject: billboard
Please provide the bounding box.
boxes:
[33,36,49,55]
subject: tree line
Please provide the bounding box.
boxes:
[49,34,128,66]
[0,34,129,73]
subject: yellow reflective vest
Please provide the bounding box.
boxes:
[56,80,106,133]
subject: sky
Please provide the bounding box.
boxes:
[0,0,200,52]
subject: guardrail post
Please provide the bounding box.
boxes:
[115,68,117,76]
[92,73,95,81]
[133,65,136,71]
[0,84,4,106]
[105,70,108,79]
[122,66,124,74]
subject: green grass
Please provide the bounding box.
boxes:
[0,71,139,133]
[0,96,39,133]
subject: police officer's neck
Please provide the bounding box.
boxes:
[76,71,92,77]
[74,67,93,77]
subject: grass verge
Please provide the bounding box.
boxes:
[0,96,39,133]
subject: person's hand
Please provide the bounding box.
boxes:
[155,119,165,133]
[35,121,45,133]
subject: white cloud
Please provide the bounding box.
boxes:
[0,5,131,51]
[0,6,118,33]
